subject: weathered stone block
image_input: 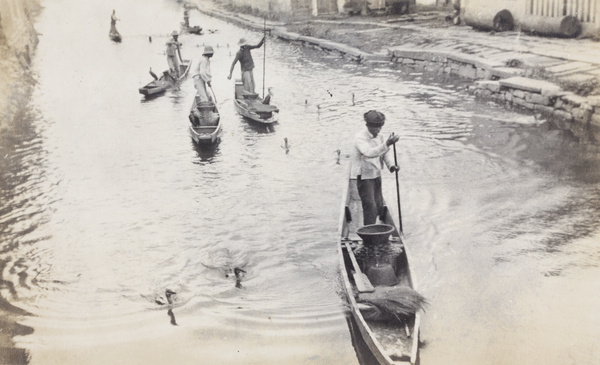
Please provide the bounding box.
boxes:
[458,65,477,79]
[591,113,600,128]
[500,76,560,94]
[541,86,564,97]
[298,35,323,44]
[526,93,551,106]
[562,92,587,107]
[555,98,564,109]
[562,102,574,112]
[533,104,555,115]
[402,58,415,65]
[361,53,391,62]
[514,98,534,109]
[492,93,505,102]
[475,80,501,92]
[392,49,428,61]
[513,90,526,99]
[571,108,592,122]
[276,31,301,41]
[490,67,524,79]
[505,93,513,102]
[588,95,600,107]
[553,109,573,121]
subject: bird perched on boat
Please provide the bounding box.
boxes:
[155,289,177,305]
[234,267,246,288]
[281,138,290,154]
[167,309,177,325]
[149,67,158,80]
[224,267,247,288]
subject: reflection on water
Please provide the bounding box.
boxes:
[192,140,221,163]
[1,0,600,364]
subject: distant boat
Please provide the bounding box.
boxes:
[138,59,192,97]
[180,23,203,35]
[188,90,221,145]
[233,80,278,125]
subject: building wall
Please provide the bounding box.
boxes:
[462,0,600,35]
[416,0,439,6]
[462,0,525,25]
[225,0,293,13]
[224,0,347,15]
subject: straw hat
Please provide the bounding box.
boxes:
[237,38,249,47]
[171,30,179,37]
[203,45,214,55]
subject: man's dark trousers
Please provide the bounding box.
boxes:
[357,176,384,226]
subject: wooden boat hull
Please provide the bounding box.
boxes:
[138,59,192,96]
[189,94,221,145]
[109,29,121,43]
[181,23,203,35]
[233,80,278,125]
[233,99,278,125]
[338,176,421,365]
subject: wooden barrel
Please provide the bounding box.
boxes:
[464,9,514,32]
[520,15,582,38]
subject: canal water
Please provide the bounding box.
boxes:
[1,0,600,364]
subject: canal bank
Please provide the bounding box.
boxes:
[0,0,40,132]
[194,0,600,141]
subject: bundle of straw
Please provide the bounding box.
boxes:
[358,286,428,318]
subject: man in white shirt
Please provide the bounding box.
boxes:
[193,45,214,103]
[166,31,182,78]
[350,110,400,225]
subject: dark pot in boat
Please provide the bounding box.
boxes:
[357,224,394,246]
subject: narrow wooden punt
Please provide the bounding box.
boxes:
[138,59,192,97]
[233,80,278,125]
[337,175,421,365]
[188,91,221,145]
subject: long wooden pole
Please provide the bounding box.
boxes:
[392,143,403,233]
[262,18,266,100]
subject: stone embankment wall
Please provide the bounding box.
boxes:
[199,5,600,141]
[385,48,600,140]
[0,0,40,131]
[279,30,600,140]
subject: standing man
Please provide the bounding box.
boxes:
[166,31,182,78]
[110,9,119,33]
[193,45,214,103]
[227,36,265,94]
[183,9,190,28]
[351,110,400,226]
